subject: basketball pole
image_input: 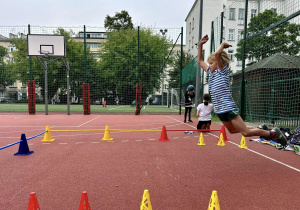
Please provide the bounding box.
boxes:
[61,58,71,115]
[44,61,48,115]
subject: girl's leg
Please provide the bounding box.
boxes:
[226,115,270,137]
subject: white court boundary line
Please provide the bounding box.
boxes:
[76,116,102,127]
[167,116,300,173]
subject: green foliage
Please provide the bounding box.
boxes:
[99,27,171,104]
[168,51,194,89]
[235,10,300,61]
[0,46,15,87]
[104,10,134,31]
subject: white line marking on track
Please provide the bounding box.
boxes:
[121,140,129,142]
[59,143,68,145]
[42,143,51,144]
[91,142,100,143]
[173,137,179,139]
[148,139,156,141]
[167,116,300,173]
[77,116,102,127]
[75,142,84,144]
[135,140,143,142]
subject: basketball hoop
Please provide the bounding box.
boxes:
[39,50,50,57]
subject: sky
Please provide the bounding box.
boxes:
[1,0,196,29]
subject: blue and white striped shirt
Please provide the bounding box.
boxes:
[207,64,238,114]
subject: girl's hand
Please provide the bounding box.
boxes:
[222,42,232,49]
[198,35,209,45]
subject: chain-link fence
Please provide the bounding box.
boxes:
[0,25,182,114]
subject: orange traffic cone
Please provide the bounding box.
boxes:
[27,192,40,210]
[217,125,229,141]
[78,191,91,210]
[159,126,169,141]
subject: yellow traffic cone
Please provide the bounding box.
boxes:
[208,190,220,210]
[217,133,226,146]
[41,125,55,142]
[101,125,113,141]
[140,189,152,210]
[239,136,248,149]
[197,132,206,146]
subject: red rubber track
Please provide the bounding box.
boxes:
[0,114,299,209]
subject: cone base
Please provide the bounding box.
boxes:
[41,139,55,142]
[101,138,113,141]
[14,151,34,156]
[239,145,248,149]
[159,139,169,141]
[197,143,206,146]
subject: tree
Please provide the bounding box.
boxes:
[0,46,16,89]
[104,10,134,31]
[168,51,194,89]
[98,27,171,104]
[235,9,300,62]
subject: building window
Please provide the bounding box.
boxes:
[251,9,257,18]
[228,50,234,62]
[192,37,194,48]
[228,29,235,41]
[192,18,194,29]
[229,8,235,20]
[237,60,242,66]
[7,46,16,52]
[271,8,277,13]
[238,29,243,41]
[87,43,101,48]
[238,8,245,20]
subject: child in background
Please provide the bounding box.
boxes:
[196,93,213,131]
[197,34,287,146]
[184,88,195,123]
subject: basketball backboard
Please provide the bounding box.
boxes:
[27,34,65,57]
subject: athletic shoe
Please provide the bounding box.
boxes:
[258,123,269,130]
[188,120,193,123]
[271,127,287,146]
[258,124,270,140]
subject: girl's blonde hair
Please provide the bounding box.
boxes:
[207,51,230,68]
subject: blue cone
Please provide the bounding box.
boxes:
[14,134,34,156]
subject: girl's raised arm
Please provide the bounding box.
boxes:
[198,35,209,72]
[215,42,232,69]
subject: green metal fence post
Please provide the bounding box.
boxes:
[240,0,249,120]
[138,26,140,84]
[84,25,87,83]
[28,24,32,80]
[220,12,224,44]
[179,27,183,115]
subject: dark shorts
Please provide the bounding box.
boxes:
[197,120,211,130]
[217,110,239,122]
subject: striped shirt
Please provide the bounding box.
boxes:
[207,64,238,114]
